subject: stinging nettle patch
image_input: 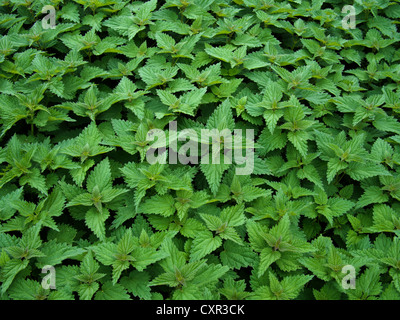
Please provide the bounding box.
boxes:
[0,0,399,301]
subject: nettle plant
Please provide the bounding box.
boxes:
[1,0,400,301]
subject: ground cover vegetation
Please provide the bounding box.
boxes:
[1,0,400,300]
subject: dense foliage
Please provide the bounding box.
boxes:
[1,0,400,300]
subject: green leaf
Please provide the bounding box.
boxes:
[140,194,176,217]
[95,281,130,300]
[120,271,152,300]
[1,259,29,294]
[258,247,281,277]
[190,231,223,261]
[85,208,110,241]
